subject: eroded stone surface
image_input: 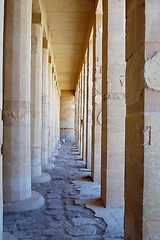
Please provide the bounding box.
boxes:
[4,143,108,239]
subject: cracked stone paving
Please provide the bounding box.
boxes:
[4,143,124,240]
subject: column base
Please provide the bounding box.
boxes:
[3,232,17,240]
[52,151,58,157]
[72,149,79,152]
[32,172,51,184]
[71,151,80,155]
[72,146,78,150]
[3,191,45,213]
[48,156,56,162]
[42,162,54,170]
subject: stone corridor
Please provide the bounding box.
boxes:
[3,143,123,240]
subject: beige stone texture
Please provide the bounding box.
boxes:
[41,46,49,166]
[82,60,87,163]
[52,76,56,152]
[0,0,4,237]
[31,23,43,178]
[50,71,55,154]
[60,91,75,142]
[45,0,93,90]
[75,80,81,154]
[86,38,93,169]
[48,59,52,157]
[78,73,83,156]
[91,13,102,183]
[78,80,82,154]
[3,0,32,202]
[55,87,60,146]
[125,1,160,239]
[101,0,125,208]
[74,86,79,147]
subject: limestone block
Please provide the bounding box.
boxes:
[41,48,49,165]
[3,0,32,203]
[126,0,145,60]
[0,0,4,237]
[31,23,43,179]
[60,91,75,142]
[145,0,160,43]
[101,0,125,208]
[126,45,144,108]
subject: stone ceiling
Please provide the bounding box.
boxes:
[44,0,93,90]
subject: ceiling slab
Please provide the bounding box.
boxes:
[44,0,93,90]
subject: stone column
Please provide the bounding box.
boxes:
[77,82,80,150]
[86,39,93,169]
[55,87,60,146]
[51,69,54,152]
[91,13,102,182]
[125,1,160,239]
[58,94,60,142]
[0,0,4,237]
[52,75,56,152]
[31,23,51,184]
[48,56,52,157]
[3,0,44,212]
[101,0,125,207]
[80,72,84,156]
[75,85,79,147]
[78,76,82,154]
[41,40,54,170]
[82,59,87,163]
[54,86,57,146]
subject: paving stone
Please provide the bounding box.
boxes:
[70,217,97,226]
[3,143,121,240]
[47,203,63,210]
[66,225,97,236]
[46,193,61,199]
[65,205,85,212]
[44,209,65,216]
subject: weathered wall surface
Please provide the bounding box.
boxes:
[60,91,75,142]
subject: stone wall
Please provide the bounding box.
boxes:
[60,91,75,142]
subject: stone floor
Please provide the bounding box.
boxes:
[3,142,124,240]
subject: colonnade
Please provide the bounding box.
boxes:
[0,0,61,238]
[0,0,160,239]
[75,0,160,239]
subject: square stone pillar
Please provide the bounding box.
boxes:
[41,40,54,170]
[48,56,52,157]
[86,38,93,169]
[78,76,82,154]
[125,0,160,239]
[82,59,87,163]
[52,75,56,152]
[77,81,81,151]
[51,70,55,152]
[74,86,79,146]
[80,72,83,156]
[3,0,44,212]
[0,0,4,237]
[31,23,51,184]
[91,12,102,182]
[55,86,59,146]
[101,0,126,207]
